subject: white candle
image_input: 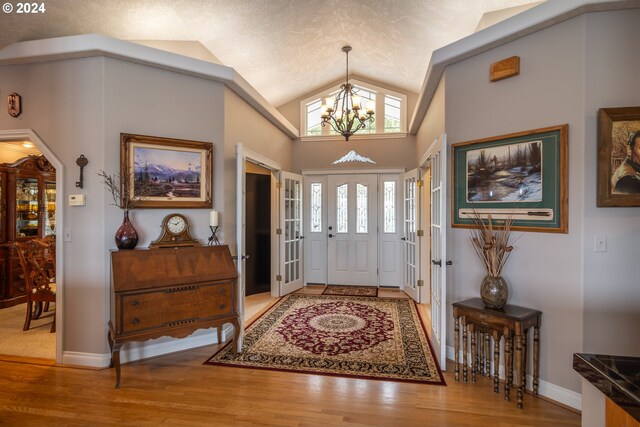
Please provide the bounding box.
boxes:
[209,210,219,227]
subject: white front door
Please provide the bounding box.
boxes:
[378,174,402,287]
[303,176,327,285]
[279,171,304,295]
[429,134,449,366]
[402,169,421,302]
[327,174,378,285]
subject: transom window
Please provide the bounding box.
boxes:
[300,79,407,139]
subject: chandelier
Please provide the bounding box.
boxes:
[320,46,375,141]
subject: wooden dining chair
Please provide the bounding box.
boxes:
[14,237,56,333]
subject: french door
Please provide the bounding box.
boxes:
[279,171,304,295]
[327,174,378,285]
[429,134,449,366]
[402,169,421,301]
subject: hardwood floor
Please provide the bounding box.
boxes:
[0,287,581,426]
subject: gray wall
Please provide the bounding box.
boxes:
[416,76,445,157]
[582,10,640,355]
[0,53,291,360]
[435,9,639,396]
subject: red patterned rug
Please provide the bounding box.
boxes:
[322,285,378,297]
[205,294,445,385]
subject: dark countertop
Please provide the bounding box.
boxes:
[573,353,640,422]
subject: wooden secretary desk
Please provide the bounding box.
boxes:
[109,245,240,388]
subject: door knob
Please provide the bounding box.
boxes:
[328,234,334,238]
[328,226,333,230]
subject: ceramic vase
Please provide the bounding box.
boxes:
[480,274,508,310]
[115,210,138,250]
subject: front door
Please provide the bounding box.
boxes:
[327,174,378,285]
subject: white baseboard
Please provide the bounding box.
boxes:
[63,327,227,369]
[445,345,581,410]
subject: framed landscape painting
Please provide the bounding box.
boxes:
[597,106,640,207]
[452,125,568,233]
[120,133,213,208]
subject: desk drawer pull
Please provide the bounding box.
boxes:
[131,318,140,325]
[131,300,140,306]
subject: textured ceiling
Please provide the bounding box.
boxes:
[0,0,541,106]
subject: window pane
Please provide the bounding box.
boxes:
[356,183,368,233]
[384,95,401,133]
[306,99,322,136]
[310,183,322,232]
[354,86,376,134]
[336,184,348,233]
[384,181,396,233]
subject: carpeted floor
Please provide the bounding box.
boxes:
[321,285,378,297]
[206,293,445,385]
[0,303,56,360]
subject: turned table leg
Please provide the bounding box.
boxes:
[454,315,460,382]
[515,333,524,409]
[505,334,512,401]
[533,326,540,396]
[471,324,477,383]
[493,332,501,393]
[462,318,468,382]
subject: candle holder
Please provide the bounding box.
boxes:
[208,225,220,246]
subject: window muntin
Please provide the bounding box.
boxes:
[384,95,401,133]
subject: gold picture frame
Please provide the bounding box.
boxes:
[120,133,213,209]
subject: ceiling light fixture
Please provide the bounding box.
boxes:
[320,46,375,141]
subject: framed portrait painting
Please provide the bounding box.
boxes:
[597,106,640,207]
[452,125,568,233]
[120,133,213,209]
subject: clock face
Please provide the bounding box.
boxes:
[166,215,187,235]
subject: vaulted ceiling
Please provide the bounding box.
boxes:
[0,0,541,106]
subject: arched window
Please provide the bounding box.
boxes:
[300,80,407,140]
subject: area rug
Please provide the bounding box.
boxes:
[321,285,378,297]
[205,294,445,385]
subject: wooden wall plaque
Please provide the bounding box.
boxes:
[490,56,520,82]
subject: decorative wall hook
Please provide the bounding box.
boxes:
[8,92,21,117]
[76,155,88,188]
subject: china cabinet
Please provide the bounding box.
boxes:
[0,155,56,308]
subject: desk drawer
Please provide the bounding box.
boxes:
[120,282,234,333]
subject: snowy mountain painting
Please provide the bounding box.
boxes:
[133,146,202,198]
[466,140,542,203]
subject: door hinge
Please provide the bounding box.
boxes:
[276,181,282,189]
[377,268,379,276]
[417,229,424,237]
[417,279,424,287]
[276,228,282,235]
[417,180,423,187]
[276,275,282,282]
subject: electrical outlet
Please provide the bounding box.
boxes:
[594,234,607,253]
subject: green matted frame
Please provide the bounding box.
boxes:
[452,124,568,233]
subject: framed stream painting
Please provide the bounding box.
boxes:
[120,133,213,208]
[597,106,640,207]
[452,125,568,233]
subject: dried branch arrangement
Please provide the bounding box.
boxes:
[469,211,515,277]
[98,170,150,211]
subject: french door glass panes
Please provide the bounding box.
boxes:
[284,177,302,284]
[383,181,396,233]
[336,184,348,233]
[356,183,368,233]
